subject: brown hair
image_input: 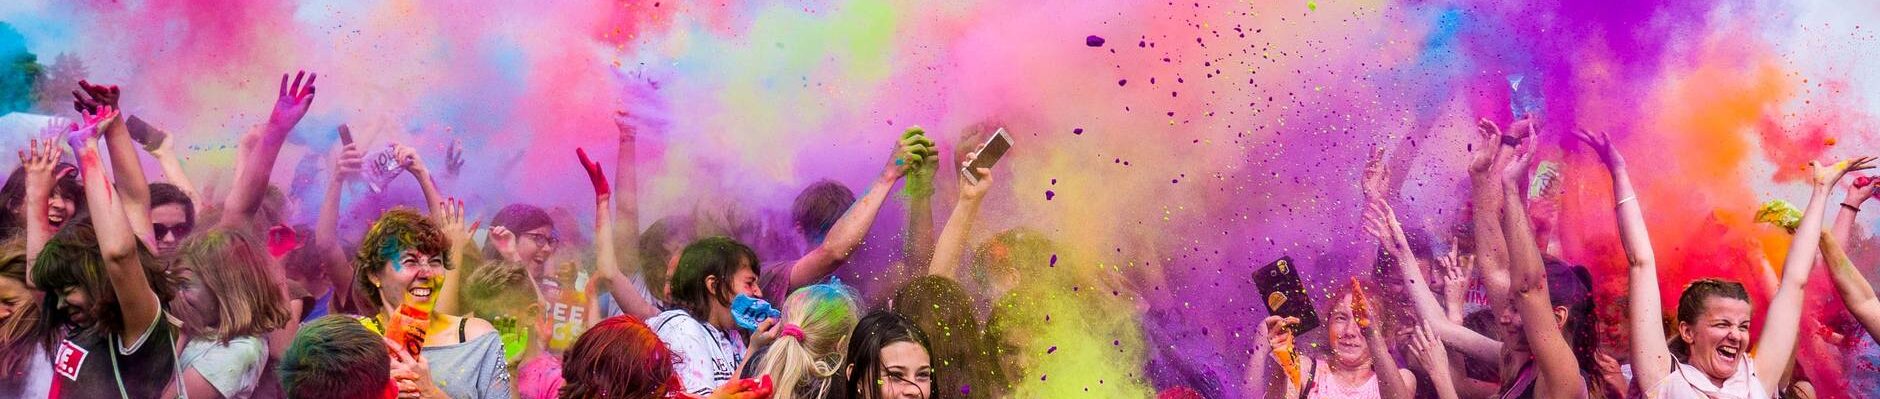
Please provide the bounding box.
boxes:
[0,239,54,381]
[352,208,450,310]
[559,316,679,399]
[1668,278,1750,362]
[172,228,293,342]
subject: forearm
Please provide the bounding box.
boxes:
[414,170,445,214]
[1469,174,1513,312]
[596,198,659,318]
[821,178,894,258]
[928,198,982,278]
[103,121,154,243]
[1367,328,1414,399]
[220,125,292,227]
[23,189,51,265]
[77,145,160,333]
[317,179,354,296]
[1433,321,1503,362]
[1755,187,1832,385]
[150,150,201,204]
[1822,233,1880,337]
[1502,186,1587,398]
[1426,362,1461,399]
[613,136,641,270]
[904,193,935,273]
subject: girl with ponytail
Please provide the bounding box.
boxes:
[747,283,862,399]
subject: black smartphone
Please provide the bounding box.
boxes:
[962,128,1011,184]
[1253,256,1320,334]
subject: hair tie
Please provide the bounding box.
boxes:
[780,324,806,343]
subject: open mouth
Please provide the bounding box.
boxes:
[407,285,436,303]
[1717,345,1740,363]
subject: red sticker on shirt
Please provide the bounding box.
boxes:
[54,340,88,381]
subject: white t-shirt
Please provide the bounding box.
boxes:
[648,309,745,396]
[1649,358,1770,399]
[179,336,268,399]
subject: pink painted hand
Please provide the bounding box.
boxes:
[268,70,318,128]
[66,105,119,152]
[72,80,121,114]
[576,147,609,197]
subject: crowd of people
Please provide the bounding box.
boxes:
[0,70,1878,399]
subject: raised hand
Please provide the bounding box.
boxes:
[577,147,610,198]
[1469,119,1505,175]
[883,127,937,182]
[72,80,121,114]
[1812,156,1878,189]
[1406,322,1450,374]
[445,138,465,176]
[1362,147,1389,202]
[393,144,429,177]
[268,70,317,128]
[1349,277,1375,330]
[66,105,119,151]
[1572,128,1623,166]
[488,226,521,263]
[333,140,365,183]
[433,198,472,253]
[18,139,61,184]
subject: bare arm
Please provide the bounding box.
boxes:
[1501,182,1588,399]
[1754,157,1872,392]
[1469,120,1516,340]
[928,166,992,279]
[1830,179,1874,246]
[74,82,155,245]
[1822,230,1880,342]
[19,139,59,269]
[1362,149,1503,362]
[317,139,362,313]
[392,144,446,214]
[1355,289,1416,399]
[141,123,201,204]
[221,72,317,229]
[788,132,928,289]
[612,112,642,281]
[1569,128,1674,390]
[901,128,939,275]
[69,108,163,343]
[584,148,661,319]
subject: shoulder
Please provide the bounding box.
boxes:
[459,315,498,341]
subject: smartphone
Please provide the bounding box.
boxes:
[730,294,781,333]
[339,124,355,146]
[1253,256,1320,335]
[962,128,1012,185]
[125,116,167,150]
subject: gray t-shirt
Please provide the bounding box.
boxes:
[422,331,514,399]
[179,336,268,399]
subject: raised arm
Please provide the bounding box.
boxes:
[67,107,163,342]
[430,198,474,316]
[928,154,993,279]
[19,138,61,268]
[392,144,446,214]
[1753,156,1874,391]
[786,132,926,289]
[1469,119,1518,336]
[221,71,316,229]
[901,128,939,275]
[584,147,660,319]
[1501,170,1589,399]
[137,119,201,204]
[1831,177,1876,249]
[74,81,156,245]
[1361,149,1503,362]
[1571,128,1674,389]
[317,130,364,312]
[1351,282,1416,399]
[1819,232,1880,342]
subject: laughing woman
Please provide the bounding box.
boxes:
[1593,125,1871,397]
[352,207,512,399]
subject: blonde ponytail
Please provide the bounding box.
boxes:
[757,283,862,399]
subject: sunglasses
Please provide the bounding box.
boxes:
[154,222,193,241]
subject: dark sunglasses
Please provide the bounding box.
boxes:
[154,222,193,240]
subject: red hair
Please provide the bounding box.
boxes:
[559,316,680,398]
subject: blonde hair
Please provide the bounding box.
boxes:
[172,228,292,342]
[757,283,861,399]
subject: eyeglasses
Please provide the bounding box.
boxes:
[154,222,193,240]
[522,232,560,248]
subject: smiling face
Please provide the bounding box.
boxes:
[1679,296,1752,383]
[44,190,74,227]
[514,226,557,270]
[874,341,933,399]
[55,285,94,328]
[1326,293,1371,369]
[371,249,447,311]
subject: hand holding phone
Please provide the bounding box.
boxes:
[1253,256,1320,335]
[962,128,1012,185]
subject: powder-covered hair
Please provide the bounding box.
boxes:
[0,238,54,383]
[892,275,1001,399]
[278,315,391,399]
[463,260,542,321]
[31,217,176,338]
[790,181,854,243]
[758,283,862,399]
[171,228,293,342]
[352,208,450,310]
[559,315,679,399]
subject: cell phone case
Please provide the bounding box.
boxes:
[1253,256,1320,335]
[731,294,781,333]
